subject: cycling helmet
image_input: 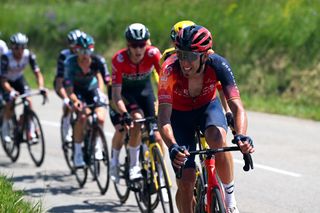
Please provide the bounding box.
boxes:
[67,29,83,46]
[125,23,150,42]
[175,25,212,53]
[170,20,195,42]
[10,33,28,46]
[75,34,94,52]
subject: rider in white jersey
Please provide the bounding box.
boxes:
[0,39,8,56]
[0,32,47,143]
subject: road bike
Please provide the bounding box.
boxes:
[178,129,253,213]
[0,91,47,167]
[72,102,110,195]
[113,116,174,212]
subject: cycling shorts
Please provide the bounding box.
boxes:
[75,87,105,107]
[170,98,227,169]
[3,76,30,102]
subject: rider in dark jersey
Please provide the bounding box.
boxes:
[54,29,83,143]
[64,34,110,167]
[158,25,255,213]
[0,32,47,143]
[110,23,163,182]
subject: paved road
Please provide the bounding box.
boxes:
[0,91,320,213]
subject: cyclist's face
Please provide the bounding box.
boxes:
[77,50,92,68]
[128,41,147,63]
[12,45,25,60]
[177,50,205,78]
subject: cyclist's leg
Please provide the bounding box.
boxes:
[171,109,198,213]
[202,99,237,210]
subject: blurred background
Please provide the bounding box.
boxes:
[0,0,319,120]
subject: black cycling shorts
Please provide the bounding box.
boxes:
[170,98,228,169]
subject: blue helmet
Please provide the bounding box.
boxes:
[75,34,94,53]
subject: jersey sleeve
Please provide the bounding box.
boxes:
[95,54,111,84]
[0,55,9,77]
[158,59,174,105]
[56,52,67,78]
[28,51,40,73]
[209,54,240,100]
[63,58,74,88]
[111,53,123,86]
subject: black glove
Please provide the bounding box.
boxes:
[232,134,254,147]
[169,144,186,179]
[39,88,47,96]
[225,112,234,128]
[122,112,132,126]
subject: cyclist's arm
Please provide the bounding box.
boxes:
[217,86,231,113]
[34,71,45,89]
[55,77,69,99]
[0,55,13,93]
[228,98,247,135]
[158,104,176,148]
[112,85,127,115]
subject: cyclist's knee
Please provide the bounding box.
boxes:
[205,126,227,148]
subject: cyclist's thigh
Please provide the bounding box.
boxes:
[171,109,197,169]
[137,84,156,118]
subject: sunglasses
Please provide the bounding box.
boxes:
[77,48,93,55]
[129,42,146,49]
[176,50,202,62]
[12,45,26,50]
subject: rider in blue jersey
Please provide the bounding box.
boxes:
[64,34,110,167]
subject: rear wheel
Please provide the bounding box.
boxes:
[27,110,45,167]
[60,115,74,172]
[90,126,110,195]
[210,187,226,213]
[152,145,174,213]
[113,141,130,203]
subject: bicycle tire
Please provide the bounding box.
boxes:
[3,116,20,162]
[133,144,152,213]
[60,116,74,172]
[194,166,206,213]
[90,126,110,195]
[73,140,88,188]
[152,145,174,213]
[26,110,45,167]
[210,187,226,213]
[113,143,130,203]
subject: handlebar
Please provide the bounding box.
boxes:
[14,90,48,106]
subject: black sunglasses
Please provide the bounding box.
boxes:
[129,42,146,49]
[176,50,202,62]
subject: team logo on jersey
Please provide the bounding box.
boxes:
[148,47,159,57]
[117,53,124,63]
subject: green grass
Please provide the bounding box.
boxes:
[1,0,319,120]
[0,175,43,213]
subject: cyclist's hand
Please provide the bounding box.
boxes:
[121,112,133,130]
[73,99,83,112]
[169,144,189,169]
[9,90,19,100]
[39,88,49,104]
[63,98,72,109]
[232,134,255,154]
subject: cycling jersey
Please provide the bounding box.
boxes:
[0,40,8,56]
[112,45,161,88]
[158,53,240,111]
[55,48,74,78]
[0,49,40,82]
[64,54,110,91]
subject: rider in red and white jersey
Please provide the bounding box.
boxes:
[110,23,163,182]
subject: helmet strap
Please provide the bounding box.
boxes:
[196,54,205,74]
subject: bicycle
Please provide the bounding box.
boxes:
[113,116,174,213]
[72,102,110,195]
[0,91,47,167]
[177,128,254,213]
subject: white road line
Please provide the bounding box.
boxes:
[41,120,302,178]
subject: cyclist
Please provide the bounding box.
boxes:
[54,29,84,143]
[158,25,255,213]
[0,32,47,143]
[64,34,110,167]
[110,23,163,181]
[0,38,8,105]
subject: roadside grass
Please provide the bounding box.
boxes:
[0,175,43,213]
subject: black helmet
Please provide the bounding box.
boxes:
[125,23,150,42]
[10,33,28,47]
[67,29,83,46]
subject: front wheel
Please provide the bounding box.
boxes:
[2,115,20,162]
[26,110,45,167]
[152,145,174,213]
[210,187,226,213]
[90,126,110,195]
